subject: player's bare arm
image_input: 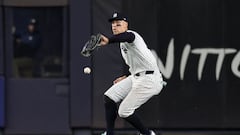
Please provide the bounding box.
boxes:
[113,75,127,84]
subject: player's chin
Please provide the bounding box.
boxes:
[112,31,119,35]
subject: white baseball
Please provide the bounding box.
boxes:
[84,67,91,74]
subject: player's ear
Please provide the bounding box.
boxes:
[124,21,128,29]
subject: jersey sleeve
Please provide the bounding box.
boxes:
[108,32,135,43]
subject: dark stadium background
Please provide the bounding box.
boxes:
[0,0,240,135]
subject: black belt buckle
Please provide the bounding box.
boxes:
[145,71,154,74]
[135,71,154,76]
[135,73,140,76]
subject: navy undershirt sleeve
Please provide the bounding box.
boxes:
[108,32,135,43]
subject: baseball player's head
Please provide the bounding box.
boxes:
[28,18,38,33]
[108,12,128,35]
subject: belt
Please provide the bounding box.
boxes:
[135,71,154,76]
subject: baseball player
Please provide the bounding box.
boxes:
[99,12,164,135]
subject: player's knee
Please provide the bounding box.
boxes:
[118,106,133,118]
[103,95,116,108]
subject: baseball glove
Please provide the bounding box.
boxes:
[81,33,101,57]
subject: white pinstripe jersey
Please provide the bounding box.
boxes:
[120,30,159,74]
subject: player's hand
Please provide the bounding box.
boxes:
[113,75,127,84]
[100,34,109,46]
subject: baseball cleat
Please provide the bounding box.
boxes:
[101,131,107,135]
[150,130,156,135]
[139,130,156,135]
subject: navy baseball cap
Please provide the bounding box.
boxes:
[108,12,128,22]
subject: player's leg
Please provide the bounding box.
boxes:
[119,94,153,135]
[118,75,159,135]
[103,76,132,135]
[103,95,117,135]
[124,112,151,135]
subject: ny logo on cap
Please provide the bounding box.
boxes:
[113,13,118,18]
